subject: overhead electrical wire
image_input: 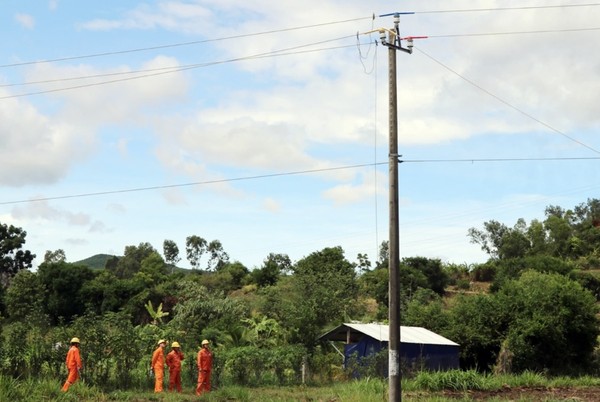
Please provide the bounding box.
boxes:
[415,3,600,14]
[428,26,600,38]
[3,23,599,97]
[414,47,600,155]
[2,3,598,70]
[0,16,373,69]
[0,39,356,100]
[2,157,598,206]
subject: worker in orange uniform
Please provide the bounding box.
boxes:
[196,339,213,395]
[61,337,82,392]
[166,341,185,392]
[151,339,167,392]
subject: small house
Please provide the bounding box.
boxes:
[319,323,460,374]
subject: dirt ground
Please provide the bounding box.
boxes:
[438,386,600,401]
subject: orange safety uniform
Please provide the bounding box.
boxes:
[151,346,166,392]
[196,347,213,395]
[165,349,185,392]
[61,345,82,392]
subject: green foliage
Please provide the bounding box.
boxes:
[402,257,450,296]
[80,270,144,316]
[207,239,230,271]
[446,294,505,370]
[144,301,169,325]
[111,242,156,279]
[37,261,95,324]
[570,270,600,300]
[413,369,486,391]
[0,223,35,288]
[4,269,46,320]
[344,349,387,379]
[489,255,573,292]
[162,239,181,271]
[497,271,599,374]
[219,345,305,386]
[403,289,451,334]
[186,235,207,270]
[288,247,358,347]
[167,279,249,344]
[470,199,600,261]
[251,253,291,288]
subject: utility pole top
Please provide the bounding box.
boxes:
[379,12,415,17]
[363,13,425,54]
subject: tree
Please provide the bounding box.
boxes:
[162,239,181,274]
[402,256,449,296]
[289,246,358,346]
[468,220,531,260]
[252,253,291,288]
[496,271,599,374]
[356,253,372,274]
[44,249,66,264]
[0,223,35,287]
[207,239,229,271]
[446,293,505,370]
[37,261,95,324]
[186,235,207,270]
[111,242,156,279]
[4,270,46,321]
[136,251,168,285]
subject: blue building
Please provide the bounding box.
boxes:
[319,323,460,374]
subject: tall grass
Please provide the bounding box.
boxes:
[2,371,600,401]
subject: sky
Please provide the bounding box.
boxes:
[1,0,600,270]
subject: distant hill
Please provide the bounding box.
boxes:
[74,254,118,270]
[73,254,191,273]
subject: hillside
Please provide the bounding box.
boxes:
[74,253,190,273]
[74,253,116,270]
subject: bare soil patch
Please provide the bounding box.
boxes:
[438,386,600,401]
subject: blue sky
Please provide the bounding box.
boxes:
[1,1,600,270]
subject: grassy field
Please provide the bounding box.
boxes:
[4,371,600,401]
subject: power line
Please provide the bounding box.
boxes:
[415,47,600,155]
[5,24,599,91]
[0,16,373,69]
[2,157,598,206]
[416,3,600,14]
[428,26,600,38]
[403,156,600,163]
[3,4,598,70]
[0,39,355,100]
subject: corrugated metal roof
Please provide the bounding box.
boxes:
[319,323,459,346]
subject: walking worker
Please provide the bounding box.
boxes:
[151,339,167,393]
[196,339,213,395]
[166,341,185,392]
[61,337,82,392]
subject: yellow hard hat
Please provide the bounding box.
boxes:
[158,339,167,345]
[201,339,210,345]
[171,341,180,348]
[70,337,80,344]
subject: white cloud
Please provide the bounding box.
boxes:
[15,13,35,29]
[263,197,280,212]
[12,199,82,224]
[0,91,90,186]
[323,170,385,205]
[24,56,189,125]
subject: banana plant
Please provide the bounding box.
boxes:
[145,300,169,325]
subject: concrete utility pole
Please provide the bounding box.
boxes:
[373,12,425,402]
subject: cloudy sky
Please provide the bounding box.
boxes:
[1,1,599,270]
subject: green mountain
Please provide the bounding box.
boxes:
[74,254,118,270]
